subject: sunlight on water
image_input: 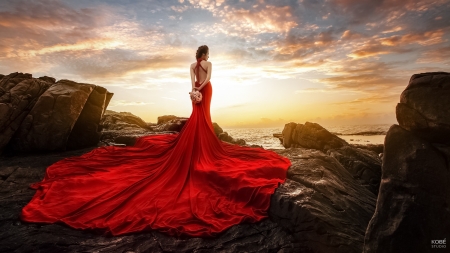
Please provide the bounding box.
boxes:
[222,124,392,149]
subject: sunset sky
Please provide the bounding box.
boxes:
[1,0,449,128]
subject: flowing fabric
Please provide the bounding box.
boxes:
[20,59,292,237]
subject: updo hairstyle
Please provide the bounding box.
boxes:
[196,45,209,59]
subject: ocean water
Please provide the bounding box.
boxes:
[222,124,393,149]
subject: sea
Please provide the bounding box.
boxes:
[222,124,392,149]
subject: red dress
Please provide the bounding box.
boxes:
[20,59,292,237]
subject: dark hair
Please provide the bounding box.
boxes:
[196,45,209,59]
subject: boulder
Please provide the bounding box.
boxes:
[157,115,178,125]
[99,110,154,145]
[396,71,450,144]
[0,72,33,97]
[212,122,223,136]
[282,122,381,195]
[364,124,450,253]
[218,131,246,146]
[7,79,95,152]
[152,117,189,132]
[0,74,53,152]
[66,86,113,150]
[282,122,347,151]
[38,76,56,84]
[364,72,450,253]
[271,148,376,253]
[101,110,150,130]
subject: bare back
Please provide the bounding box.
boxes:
[191,60,209,84]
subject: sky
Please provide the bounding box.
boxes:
[0,0,449,128]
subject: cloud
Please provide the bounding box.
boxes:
[329,94,401,105]
[416,45,450,64]
[108,99,155,107]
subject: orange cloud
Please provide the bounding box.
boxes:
[223,5,298,34]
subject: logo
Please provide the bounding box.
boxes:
[431,238,446,249]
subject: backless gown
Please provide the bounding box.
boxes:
[20,58,292,237]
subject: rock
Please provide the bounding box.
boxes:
[38,76,56,84]
[281,122,297,148]
[101,110,150,130]
[212,122,223,136]
[99,110,154,145]
[0,72,33,97]
[364,124,450,253]
[218,132,233,142]
[157,115,178,125]
[351,144,384,154]
[271,148,376,253]
[218,131,246,146]
[66,86,113,150]
[0,74,53,152]
[0,74,4,79]
[281,122,381,195]
[7,79,96,152]
[153,117,189,132]
[396,71,450,144]
[327,146,382,195]
[282,122,347,151]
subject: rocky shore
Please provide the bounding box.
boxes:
[0,72,449,253]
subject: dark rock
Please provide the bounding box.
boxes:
[0,75,53,152]
[153,117,189,132]
[281,122,381,195]
[157,115,178,125]
[38,76,56,84]
[282,122,347,151]
[218,132,246,146]
[351,144,384,154]
[327,146,382,195]
[66,86,112,150]
[281,122,297,148]
[271,148,376,253]
[7,79,95,152]
[212,122,223,136]
[363,124,450,253]
[0,72,33,98]
[101,110,150,130]
[397,71,450,144]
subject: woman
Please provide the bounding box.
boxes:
[20,45,291,238]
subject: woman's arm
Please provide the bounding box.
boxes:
[198,62,212,91]
[190,65,196,90]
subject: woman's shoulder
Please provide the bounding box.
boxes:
[201,60,212,66]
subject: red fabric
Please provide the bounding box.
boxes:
[20,75,292,237]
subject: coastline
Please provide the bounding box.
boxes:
[223,124,390,149]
